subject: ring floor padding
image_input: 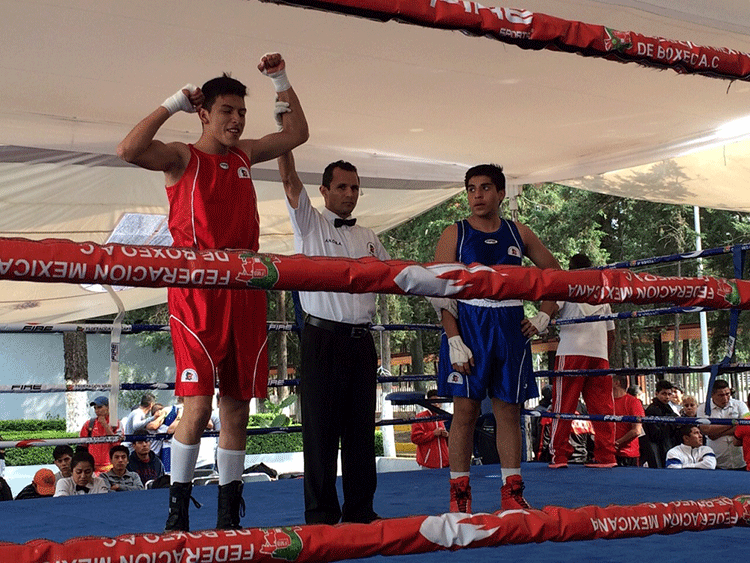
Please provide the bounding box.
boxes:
[1,463,748,562]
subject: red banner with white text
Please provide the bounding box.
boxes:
[1,237,750,308]
[1,496,748,562]
[261,0,750,81]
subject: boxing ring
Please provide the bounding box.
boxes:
[1,236,750,562]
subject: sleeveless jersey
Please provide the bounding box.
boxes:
[165,144,267,401]
[166,145,259,250]
[438,217,538,403]
[455,218,525,267]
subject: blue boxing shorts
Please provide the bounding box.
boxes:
[437,301,538,404]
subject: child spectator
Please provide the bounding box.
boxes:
[666,425,716,469]
[680,396,698,418]
[410,390,450,469]
[80,396,121,474]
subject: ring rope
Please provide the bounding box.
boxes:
[2,357,748,394]
[602,241,750,270]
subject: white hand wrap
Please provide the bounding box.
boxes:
[527,311,550,334]
[428,297,457,319]
[448,335,473,366]
[161,84,198,116]
[262,65,291,93]
[274,100,291,131]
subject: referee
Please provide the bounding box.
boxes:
[278,149,390,525]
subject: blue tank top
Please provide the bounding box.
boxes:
[455,219,525,266]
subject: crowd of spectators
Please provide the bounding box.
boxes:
[5,393,188,501]
[545,377,749,470]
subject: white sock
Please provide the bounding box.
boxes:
[450,471,470,480]
[501,467,521,485]
[217,447,246,486]
[169,438,200,484]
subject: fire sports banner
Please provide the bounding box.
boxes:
[0,237,749,308]
[1,496,748,562]
[261,0,750,81]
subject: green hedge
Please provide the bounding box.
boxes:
[245,429,384,456]
[3,430,78,466]
[248,413,276,427]
[0,420,66,432]
[246,431,303,454]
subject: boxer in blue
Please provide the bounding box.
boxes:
[433,164,560,513]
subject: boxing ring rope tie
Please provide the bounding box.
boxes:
[704,246,746,415]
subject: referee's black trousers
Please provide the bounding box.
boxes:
[300,322,378,525]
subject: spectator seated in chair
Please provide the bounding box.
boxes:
[15,468,57,500]
[666,425,716,469]
[54,447,110,496]
[102,445,144,491]
[128,429,166,486]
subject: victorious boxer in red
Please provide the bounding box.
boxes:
[118,53,308,531]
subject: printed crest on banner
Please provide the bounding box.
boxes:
[237,253,280,289]
[603,27,632,52]
[259,526,303,561]
[735,494,750,525]
[717,279,741,306]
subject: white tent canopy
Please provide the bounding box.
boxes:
[3,0,750,322]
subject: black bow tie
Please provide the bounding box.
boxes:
[75,484,90,493]
[334,217,356,228]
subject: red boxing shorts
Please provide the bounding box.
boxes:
[169,286,268,401]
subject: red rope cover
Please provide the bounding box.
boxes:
[0,237,748,308]
[2,495,747,562]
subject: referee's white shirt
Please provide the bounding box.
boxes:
[286,189,390,325]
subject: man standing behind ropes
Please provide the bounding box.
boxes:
[278,150,389,525]
[118,53,308,531]
[548,253,616,469]
[433,164,560,513]
[698,379,749,469]
[612,375,645,466]
[411,389,450,469]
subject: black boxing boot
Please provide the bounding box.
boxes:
[216,480,245,530]
[165,481,201,532]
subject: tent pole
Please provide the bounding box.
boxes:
[694,206,711,394]
[507,183,521,222]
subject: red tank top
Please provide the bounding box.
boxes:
[166,145,259,251]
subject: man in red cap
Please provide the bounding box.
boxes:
[80,396,121,474]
